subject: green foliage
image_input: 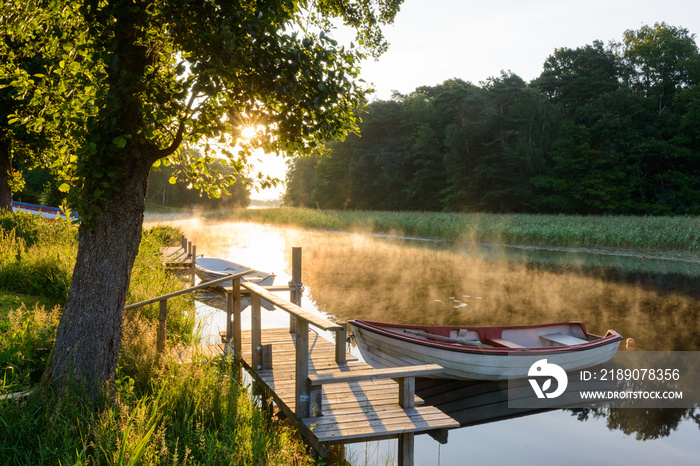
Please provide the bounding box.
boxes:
[141,224,182,247]
[287,23,700,216]
[1,0,403,224]
[146,149,251,210]
[0,210,75,247]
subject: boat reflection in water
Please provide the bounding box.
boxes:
[415,371,611,428]
[405,372,699,465]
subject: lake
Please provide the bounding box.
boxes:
[146,215,700,465]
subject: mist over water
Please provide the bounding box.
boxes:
[145,215,700,465]
[302,235,700,352]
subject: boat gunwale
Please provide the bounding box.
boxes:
[350,319,623,357]
[195,256,275,280]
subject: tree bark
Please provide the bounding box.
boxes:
[46,157,152,398]
[0,139,13,211]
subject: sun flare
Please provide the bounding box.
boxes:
[240,125,259,141]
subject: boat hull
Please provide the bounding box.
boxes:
[350,320,622,380]
[11,202,78,221]
[195,256,275,310]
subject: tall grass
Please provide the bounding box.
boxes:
[209,207,700,255]
[1,357,313,465]
[0,214,75,302]
[1,213,314,465]
[0,304,61,393]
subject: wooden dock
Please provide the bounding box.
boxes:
[152,242,459,464]
[160,246,191,266]
[160,235,196,269]
[235,328,458,456]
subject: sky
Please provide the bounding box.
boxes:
[249,0,700,200]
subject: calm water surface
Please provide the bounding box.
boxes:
[146,216,700,465]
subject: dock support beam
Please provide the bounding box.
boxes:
[397,377,416,409]
[398,433,415,466]
[191,245,196,286]
[225,290,233,355]
[223,276,242,363]
[295,318,310,418]
[289,247,302,333]
[233,277,242,363]
[335,322,347,364]
[251,294,262,370]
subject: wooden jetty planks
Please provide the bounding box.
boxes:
[172,327,458,453]
[237,327,458,449]
[307,407,458,444]
[160,246,191,266]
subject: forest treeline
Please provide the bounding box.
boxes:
[285,23,700,215]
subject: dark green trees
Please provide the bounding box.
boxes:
[287,73,551,212]
[534,23,700,214]
[288,23,700,215]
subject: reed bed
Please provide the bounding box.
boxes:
[209,207,700,255]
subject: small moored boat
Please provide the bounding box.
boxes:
[349,320,622,380]
[11,201,79,221]
[195,256,275,310]
[195,256,275,285]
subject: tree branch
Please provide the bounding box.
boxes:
[150,87,202,161]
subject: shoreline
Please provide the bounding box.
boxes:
[145,209,700,265]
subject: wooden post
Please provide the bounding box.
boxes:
[181,235,186,251]
[191,245,196,286]
[398,433,415,466]
[225,290,233,356]
[157,299,167,354]
[251,293,262,370]
[335,321,347,364]
[309,381,323,417]
[397,376,416,408]
[289,247,302,334]
[261,344,273,370]
[187,241,192,259]
[295,318,310,418]
[233,277,242,364]
[398,377,416,466]
[397,378,417,464]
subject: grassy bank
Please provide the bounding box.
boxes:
[0,212,313,465]
[207,207,700,256]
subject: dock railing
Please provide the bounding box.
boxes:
[241,281,345,418]
[128,246,348,418]
[125,270,255,354]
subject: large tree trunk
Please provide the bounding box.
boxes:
[47,157,152,397]
[0,139,13,211]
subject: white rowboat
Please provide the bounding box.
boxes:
[350,320,622,380]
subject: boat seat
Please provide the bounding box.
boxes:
[485,338,525,349]
[540,332,588,346]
